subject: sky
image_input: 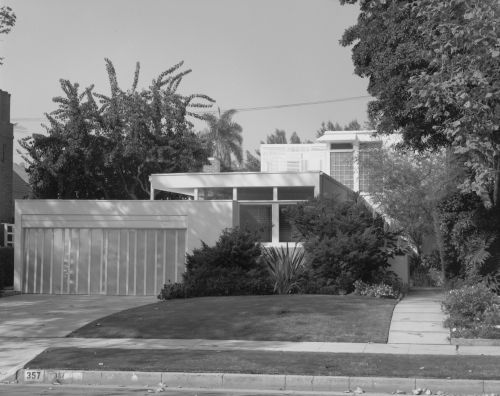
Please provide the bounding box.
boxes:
[1,0,370,164]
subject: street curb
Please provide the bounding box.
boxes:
[16,369,500,394]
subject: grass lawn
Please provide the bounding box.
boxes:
[25,348,500,380]
[68,294,396,343]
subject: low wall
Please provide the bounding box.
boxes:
[14,200,236,295]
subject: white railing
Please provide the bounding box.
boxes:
[3,223,14,247]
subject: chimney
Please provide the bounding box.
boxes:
[202,157,221,173]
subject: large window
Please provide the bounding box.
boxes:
[237,187,273,200]
[359,142,382,193]
[279,205,296,242]
[277,186,314,201]
[198,188,233,200]
[239,204,272,242]
[330,151,353,189]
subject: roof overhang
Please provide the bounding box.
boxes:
[317,130,379,143]
[149,171,324,196]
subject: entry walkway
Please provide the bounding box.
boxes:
[388,288,450,344]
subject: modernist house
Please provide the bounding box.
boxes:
[14,171,356,295]
[13,130,408,296]
[149,170,352,245]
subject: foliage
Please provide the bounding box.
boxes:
[353,280,400,299]
[183,228,273,297]
[265,129,288,144]
[316,120,361,138]
[0,5,16,65]
[442,283,500,339]
[340,0,500,207]
[20,60,212,199]
[287,196,397,293]
[437,192,500,278]
[243,150,261,171]
[202,109,243,170]
[368,146,460,257]
[158,281,187,300]
[411,251,444,287]
[261,243,307,294]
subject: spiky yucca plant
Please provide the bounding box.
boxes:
[262,244,307,294]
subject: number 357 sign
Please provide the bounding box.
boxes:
[24,370,42,381]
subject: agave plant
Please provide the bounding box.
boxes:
[261,243,307,294]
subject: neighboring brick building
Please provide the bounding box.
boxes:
[12,163,31,200]
[0,90,14,223]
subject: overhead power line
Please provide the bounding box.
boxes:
[11,95,372,123]
[192,95,372,114]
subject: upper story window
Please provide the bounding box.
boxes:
[277,186,314,201]
[330,151,353,189]
[198,187,233,200]
[237,187,273,200]
[359,142,382,193]
[330,143,353,150]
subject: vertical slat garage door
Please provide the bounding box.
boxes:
[22,228,186,295]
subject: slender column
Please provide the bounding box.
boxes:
[353,139,360,192]
[272,203,280,244]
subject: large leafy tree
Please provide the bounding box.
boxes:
[340,0,500,208]
[21,60,213,199]
[202,109,243,170]
[366,146,462,257]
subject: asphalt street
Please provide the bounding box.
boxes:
[0,384,407,396]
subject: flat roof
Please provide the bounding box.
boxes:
[149,171,331,195]
[317,130,380,143]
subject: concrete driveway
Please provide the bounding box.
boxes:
[0,294,154,337]
[0,294,155,381]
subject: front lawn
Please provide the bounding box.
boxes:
[68,294,396,343]
[26,348,500,380]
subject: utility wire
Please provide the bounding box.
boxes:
[192,95,371,114]
[11,94,372,127]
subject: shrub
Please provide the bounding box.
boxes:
[158,281,187,300]
[442,283,500,338]
[261,243,306,294]
[287,196,397,293]
[182,227,273,297]
[353,280,400,299]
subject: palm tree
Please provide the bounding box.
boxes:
[203,108,243,170]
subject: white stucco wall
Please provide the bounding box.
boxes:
[14,200,236,292]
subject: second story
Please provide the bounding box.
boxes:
[260,130,382,194]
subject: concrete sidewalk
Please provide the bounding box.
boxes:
[388,288,450,344]
[3,336,500,357]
